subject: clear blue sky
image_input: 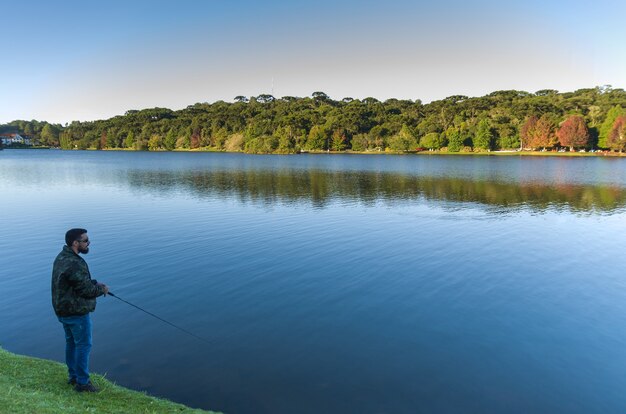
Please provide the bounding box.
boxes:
[2,0,625,124]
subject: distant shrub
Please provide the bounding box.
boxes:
[224,133,244,152]
[244,135,278,154]
[420,132,446,150]
[350,134,370,151]
[175,135,190,149]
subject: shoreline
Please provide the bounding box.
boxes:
[4,146,626,157]
[0,347,219,413]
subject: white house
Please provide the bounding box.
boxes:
[0,133,33,146]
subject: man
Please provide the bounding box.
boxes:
[51,228,109,393]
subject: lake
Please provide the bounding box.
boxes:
[1,150,626,414]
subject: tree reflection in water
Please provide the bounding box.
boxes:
[126,169,626,213]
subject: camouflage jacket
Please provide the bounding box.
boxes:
[51,245,105,317]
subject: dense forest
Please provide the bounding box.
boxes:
[2,86,626,153]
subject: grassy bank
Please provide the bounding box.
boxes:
[296,149,626,157]
[5,146,626,157]
[0,347,220,414]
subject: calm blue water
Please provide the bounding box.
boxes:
[1,150,626,414]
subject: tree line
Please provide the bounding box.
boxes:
[2,86,626,153]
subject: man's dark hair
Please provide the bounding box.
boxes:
[65,228,87,246]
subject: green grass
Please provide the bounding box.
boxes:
[0,347,221,414]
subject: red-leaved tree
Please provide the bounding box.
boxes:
[557,115,590,151]
[190,129,201,149]
[608,115,626,152]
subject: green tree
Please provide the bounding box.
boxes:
[306,125,327,150]
[587,105,602,128]
[40,124,58,147]
[497,132,520,150]
[107,129,120,148]
[60,131,73,149]
[139,124,152,145]
[124,131,135,149]
[244,135,278,153]
[494,124,519,149]
[148,134,163,151]
[23,124,34,136]
[312,91,330,102]
[369,125,389,149]
[420,132,445,150]
[79,130,96,149]
[446,127,463,152]
[135,138,148,151]
[274,126,296,154]
[387,125,418,151]
[598,105,624,149]
[176,133,190,149]
[350,134,370,151]
[164,129,176,150]
[331,129,347,151]
[474,119,493,150]
[212,128,228,149]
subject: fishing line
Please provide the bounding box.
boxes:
[108,291,213,345]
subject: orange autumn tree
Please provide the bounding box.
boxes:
[533,114,558,149]
[520,114,557,150]
[519,115,538,149]
[556,115,590,151]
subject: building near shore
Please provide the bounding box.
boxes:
[0,133,34,146]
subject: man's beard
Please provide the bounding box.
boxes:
[79,247,89,254]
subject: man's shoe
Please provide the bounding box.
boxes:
[68,377,77,385]
[74,381,99,393]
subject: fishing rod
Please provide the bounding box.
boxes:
[108,291,213,345]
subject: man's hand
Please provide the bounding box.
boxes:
[97,283,109,296]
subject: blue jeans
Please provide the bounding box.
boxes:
[58,314,92,385]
